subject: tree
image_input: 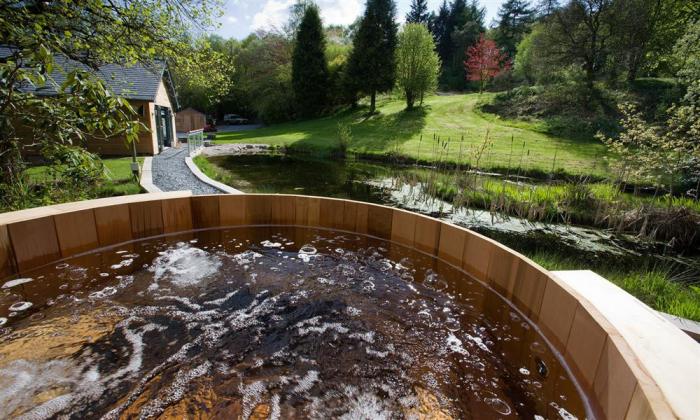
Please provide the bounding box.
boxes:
[538,0,615,89]
[431,1,452,65]
[406,0,430,24]
[494,0,535,58]
[292,5,330,117]
[172,38,234,113]
[464,34,511,93]
[396,24,441,109]
[0,0,219,206]
[346,0,398,113]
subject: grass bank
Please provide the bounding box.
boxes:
[215,94,610,176]
[412,171,700,248]
[530,251,700,321]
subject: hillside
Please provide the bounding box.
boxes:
[214,94,610,176]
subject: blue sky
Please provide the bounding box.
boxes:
[216,0,507,39]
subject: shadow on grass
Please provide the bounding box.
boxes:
[214,104,429,155]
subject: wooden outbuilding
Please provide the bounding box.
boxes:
[175,108,206,133]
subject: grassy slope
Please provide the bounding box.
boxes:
[215,94,610,175]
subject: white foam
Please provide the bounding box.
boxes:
[261,240,282,248]
[88,286,118,299]
[110,259,133,270]
[349,331,375,344]
[233,250,263,266]
[0,317,6,326]
[293,370,319,394]
[446,333,469,355]
[467,334,490,352]
[203,289,239,306]
[240,380,266,419]
[338,387,392,420]
[149,243,222,287]
[2,278,32,288]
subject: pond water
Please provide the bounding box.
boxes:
[207,154,697,272]
[0,227,590,419]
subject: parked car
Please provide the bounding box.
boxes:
[203,123,217,132]
[222,114,249,125]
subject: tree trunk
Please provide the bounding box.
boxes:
[370,91,376,114]
[419,91,424,107]
[406,90,414,110]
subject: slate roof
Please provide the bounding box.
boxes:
[0,46,175,103]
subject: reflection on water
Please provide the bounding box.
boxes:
[0,227,589,419]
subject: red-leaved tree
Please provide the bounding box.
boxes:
[464,34,511,93]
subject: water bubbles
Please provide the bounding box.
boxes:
[519,367,531,375]
[484,397,511,415]
[261,240,282,248]
[361,279,375,293]
[9,301,32,312]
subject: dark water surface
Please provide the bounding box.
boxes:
[0,226,589,419]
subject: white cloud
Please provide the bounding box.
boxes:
[252,0,295,30]
[318,0,363,26]
[226,15,238,23]
[251,0,363,30]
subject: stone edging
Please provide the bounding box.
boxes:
[139,157,162,193]
[184,154,242,195]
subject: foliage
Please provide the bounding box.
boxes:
[493,0,535,58]
[395,24,441,109]
[234,32,296,123]
[406,0,430,24]
[0,0,221,208]
[172,37,234,113]
[530,252,700,321]
[431,0,485,90]
[292,5,330,117]
[464,35,511,93]
[336,122,352,158]
[2,157,142,212]
[598,103,699,194]
[345,0,399,113]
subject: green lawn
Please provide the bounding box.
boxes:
[215,94,611,176]
[21,157,144,206]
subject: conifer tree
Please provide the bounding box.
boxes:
[346,0,398,113]
[292,5,330,117]
[406,0,430,24]
[494,0,534,58]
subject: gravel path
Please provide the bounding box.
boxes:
[151,147,221,195]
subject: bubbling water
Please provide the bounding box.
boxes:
[0,226,590,419]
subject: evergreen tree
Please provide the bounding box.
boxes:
[292,5,330,117]
[494,0,534,58]
[432,1,452,64]
[406,0,430,24]
[346,0,398,113]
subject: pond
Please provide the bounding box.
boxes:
[206,154,699,274]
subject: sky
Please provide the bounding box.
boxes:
[215,0,507,40]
